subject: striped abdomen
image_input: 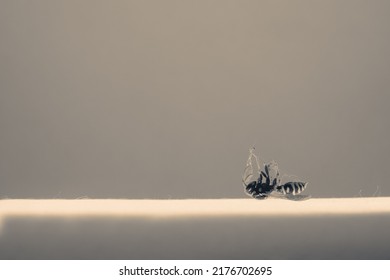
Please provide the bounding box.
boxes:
[276,182,307,195]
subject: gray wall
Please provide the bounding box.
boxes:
[2,215,390,259]
[1,1,389,198]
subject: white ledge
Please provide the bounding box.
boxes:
[1,197,390,218]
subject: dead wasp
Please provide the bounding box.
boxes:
[242,148,310,201]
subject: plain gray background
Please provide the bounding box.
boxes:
[1,0,389,199]
[2,215,390,259]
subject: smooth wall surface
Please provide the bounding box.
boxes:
[1,1,390,199]
[2,214,390,259]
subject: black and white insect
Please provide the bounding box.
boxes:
[242,148,310,201]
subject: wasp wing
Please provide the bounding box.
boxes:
[242,148,262,186]
[283,194,311,201]
[268,191,311,201]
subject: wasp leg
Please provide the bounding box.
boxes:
[275,168,281,187]
[264,164,270,179]
[245,181,257,194]
[261,169,271,186]
[271,178,278,188]
[253,194,268,200]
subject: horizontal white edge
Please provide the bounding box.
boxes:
[1,197,390,218]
